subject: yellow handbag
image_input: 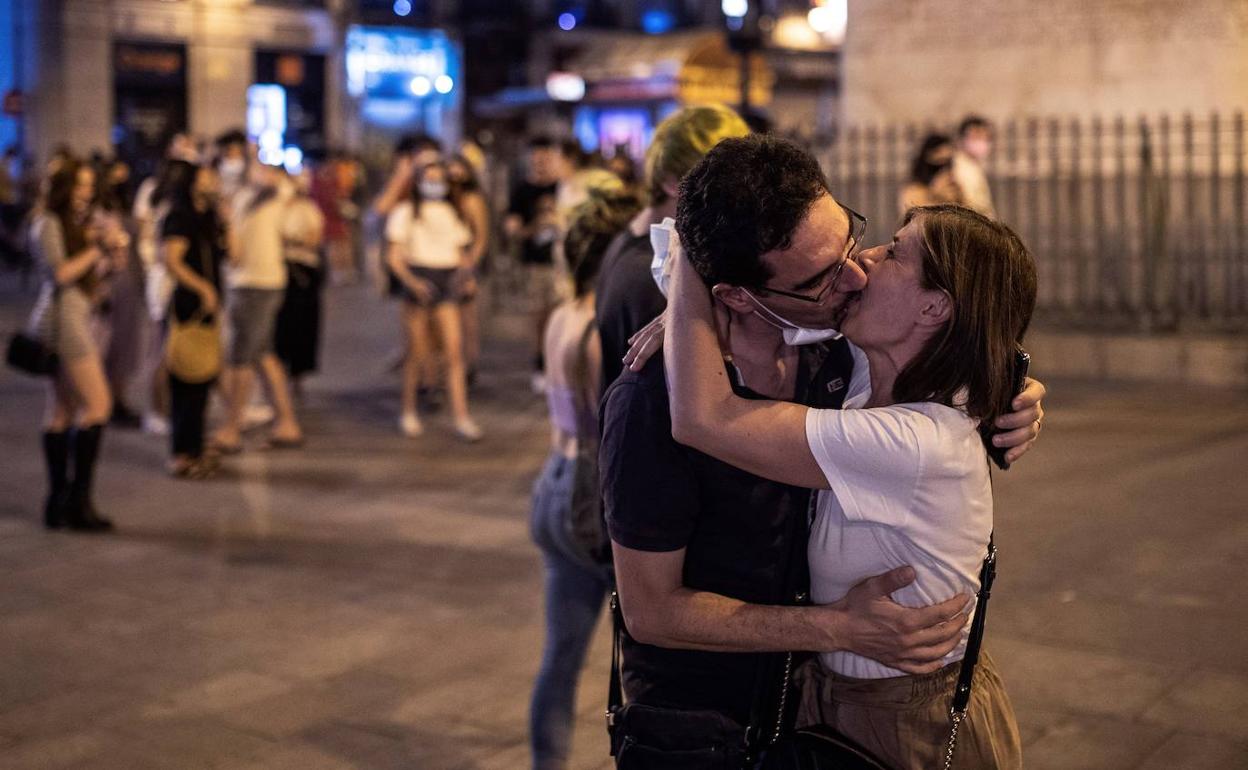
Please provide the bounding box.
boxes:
[166,311,221,384]
[165,235,223,384]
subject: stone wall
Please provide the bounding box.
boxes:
[25,0,342,162]
[842,0,1248,125]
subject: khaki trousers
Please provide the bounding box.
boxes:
[794,652,1022,770]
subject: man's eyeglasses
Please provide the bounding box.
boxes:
[753,203,868,304]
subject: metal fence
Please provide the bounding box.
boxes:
[821,113,1248,332]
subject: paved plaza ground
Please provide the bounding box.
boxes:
[1,280,1247,769]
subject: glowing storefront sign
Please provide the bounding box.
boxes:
[247,83,287,166]
[346,26,457,100]
[345,26,460,132]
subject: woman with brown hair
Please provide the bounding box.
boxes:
[899,133,965,215]
[385,160,481,441]
[26,158,123,530]
[665,204,1035,768]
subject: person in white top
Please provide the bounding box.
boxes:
[210,163,304,452]
[664,204,1035,769]
[953,115,997,220]
[385,161,482,441]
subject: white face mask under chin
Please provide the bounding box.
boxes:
[741,290,841,346]
[650,217,678,297]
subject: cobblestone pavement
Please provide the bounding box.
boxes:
[1,280,1246,769]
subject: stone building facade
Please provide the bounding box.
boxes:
[842,0,1248,125]
[15,0,347,166]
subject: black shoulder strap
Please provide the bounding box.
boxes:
[606,591,624,752]
[952,532,996,715]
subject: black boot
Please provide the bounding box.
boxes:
[66,424,113,532]
[41,430,70,529]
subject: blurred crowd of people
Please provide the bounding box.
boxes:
[5,122,650,526]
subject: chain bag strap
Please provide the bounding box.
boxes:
[942,534,996,770]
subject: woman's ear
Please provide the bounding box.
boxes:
[660,177,680,200]
[712,283,756,315]
[917,289,952,327]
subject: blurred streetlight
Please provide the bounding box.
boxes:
[409,76,432,96]
[807,0,848,44]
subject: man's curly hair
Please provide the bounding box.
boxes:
[675,134,829,288]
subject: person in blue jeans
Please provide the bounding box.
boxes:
[528,183,641,769]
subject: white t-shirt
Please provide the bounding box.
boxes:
[385,200,471,270]
[228,189,287,290]
[805,345,992,679]
[953,151,996,219]
[282,197,325,268]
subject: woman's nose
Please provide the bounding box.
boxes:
[856,245,884,273]
[839,255,870,291]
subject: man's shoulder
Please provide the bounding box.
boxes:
[603,356,668,416]
[599,230,653,282]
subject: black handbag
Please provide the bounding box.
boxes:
[606,593,751,769]
[6,330,59,376]
[7,289,60,377]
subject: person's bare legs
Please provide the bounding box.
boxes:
[211,365,252,449]
[433,302,479,439]
[401,303,433,416]
[259,353,301,442]
[45,370,78,433]
[61,355,114,429]
[461,293,480,378]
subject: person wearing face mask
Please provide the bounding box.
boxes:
[275,167,326,400]
[953,115,998,219]
[663,198,1034,768]
[599,136,1047,767]
[385,161,482,441]
[209,163,304,452]
[214,129,250,208]
[899,133,965,215]
[595,105,751,398]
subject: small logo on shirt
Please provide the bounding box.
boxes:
[827,378,845,394]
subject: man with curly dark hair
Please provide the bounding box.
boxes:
[598,134,1047,767]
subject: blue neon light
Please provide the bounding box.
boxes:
[641,10,675,35]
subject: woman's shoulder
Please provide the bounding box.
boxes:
[387,199,415,220]
[888,401,978,435]
[32,212,61,236]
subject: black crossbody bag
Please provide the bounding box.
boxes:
[7,290,59,376]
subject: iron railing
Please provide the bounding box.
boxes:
[821,113,1248,332]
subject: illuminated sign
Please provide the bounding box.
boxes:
[247,84,287,166]
[345,26,459,101]
[546,72,586,102]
